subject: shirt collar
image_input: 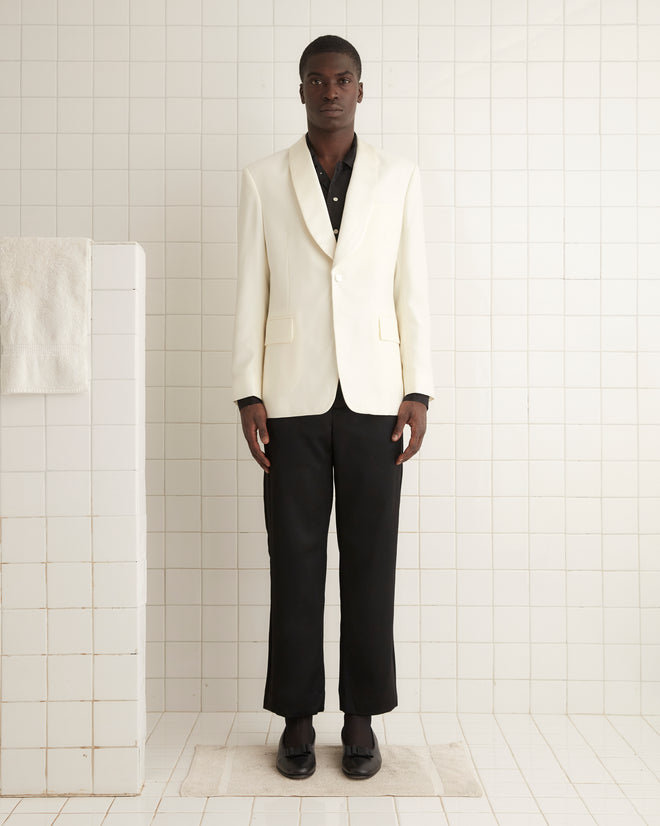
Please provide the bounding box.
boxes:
[305,133,358,169]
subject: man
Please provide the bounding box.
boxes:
[232,35,434,780]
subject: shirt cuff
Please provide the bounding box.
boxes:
[403,393,429,409]
[237,396,263,409]
[239,394,428,409]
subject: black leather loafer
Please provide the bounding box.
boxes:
[341,729,382,779]
[276,729,316,779]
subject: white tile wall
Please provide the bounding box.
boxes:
[0,0,658,743]
[0,243,146,795]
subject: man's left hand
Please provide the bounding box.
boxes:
[391,400,427,465]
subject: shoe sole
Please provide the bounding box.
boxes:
[342,767,381,779]
[276,765,316,779]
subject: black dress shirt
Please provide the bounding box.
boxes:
[237,134,429,411]
[307,131,357,239]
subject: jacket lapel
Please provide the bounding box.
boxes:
[333,137,380,267]
[289,135,381,265]
[288,136,336,260]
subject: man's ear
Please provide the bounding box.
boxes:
[299,83,305,103]
[357,82,363,103]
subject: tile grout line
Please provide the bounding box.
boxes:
[535,712,643,824]
[451,0,458,725]
[598,0,606,723]
[581,713,659,821]
[150,710,201,822]
[562,0,572,722]
[634,0,643,726]
[493,714,554,826]
[454,712,500,824]
[525,0,533,721]
[488,0,495,722]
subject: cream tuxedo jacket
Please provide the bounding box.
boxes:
[232,135,434,418]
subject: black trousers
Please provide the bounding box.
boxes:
[262,383,403,717]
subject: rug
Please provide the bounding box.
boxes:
[180,741,482,797]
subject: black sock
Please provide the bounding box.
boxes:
[283,715,314,747]
[342,713,372,747]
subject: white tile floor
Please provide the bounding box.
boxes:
[0,712,659,825]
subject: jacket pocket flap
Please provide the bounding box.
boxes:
[265,316,293,345]
[379,315,400,343]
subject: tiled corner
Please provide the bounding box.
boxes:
[0,243,146,795]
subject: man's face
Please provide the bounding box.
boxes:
[299,51,363,133]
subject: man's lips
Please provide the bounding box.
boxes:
[320,107,342,112]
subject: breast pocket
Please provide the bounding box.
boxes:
[378,315,400,344]
[265,316,294,345]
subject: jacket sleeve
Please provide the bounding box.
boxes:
[393,165,435,400]
[231,167,270,403]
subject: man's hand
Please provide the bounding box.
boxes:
[391,400,427,465]
[240,402,271,473]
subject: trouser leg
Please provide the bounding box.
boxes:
[332,391,403,715]
[262,410,333,717]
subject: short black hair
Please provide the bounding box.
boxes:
[299,35,362,81]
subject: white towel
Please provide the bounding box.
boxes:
[0,237,91,394]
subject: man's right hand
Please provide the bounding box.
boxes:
[239,402,271,473]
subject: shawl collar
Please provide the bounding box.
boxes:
[288,135,380,264]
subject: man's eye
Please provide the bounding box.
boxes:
[340,78,351,84]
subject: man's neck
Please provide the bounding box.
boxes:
[306,125,355,168]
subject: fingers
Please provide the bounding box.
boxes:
[240,404,271,473]
[393,401,427,465]
[248,428,271,472]
[396,427,422,465]
[391,412,407,442]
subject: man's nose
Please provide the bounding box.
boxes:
[323,84,339,99]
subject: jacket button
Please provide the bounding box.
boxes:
[334,273,343,282]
